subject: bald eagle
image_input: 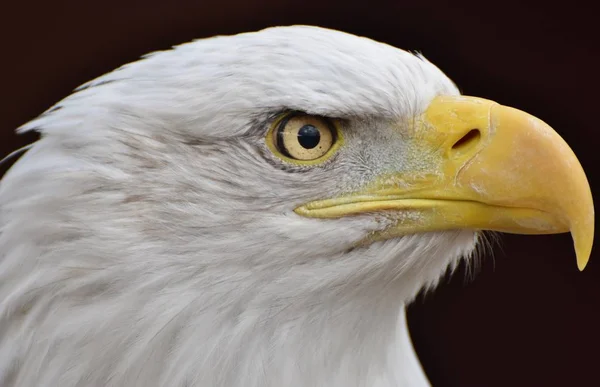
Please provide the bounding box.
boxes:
[0,26,593,387]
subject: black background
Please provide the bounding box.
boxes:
[1,1,598,386]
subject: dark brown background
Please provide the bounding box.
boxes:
[2,1,598,386]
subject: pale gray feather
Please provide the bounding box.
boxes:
[0,26,476,387]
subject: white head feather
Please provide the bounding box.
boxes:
[0,26,477,387]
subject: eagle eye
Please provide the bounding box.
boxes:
[266,113,342,164]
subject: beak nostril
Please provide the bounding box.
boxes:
[452,129,481,153]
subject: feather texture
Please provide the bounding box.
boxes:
[0,26,476,386]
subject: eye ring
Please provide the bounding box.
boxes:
[266,113,343,165]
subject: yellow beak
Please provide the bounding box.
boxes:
[295,96,594,270]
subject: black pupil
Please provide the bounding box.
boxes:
[297,125,321,149]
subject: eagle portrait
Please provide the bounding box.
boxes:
[0,26,593,387]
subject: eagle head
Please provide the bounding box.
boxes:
[0,26,593,387]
